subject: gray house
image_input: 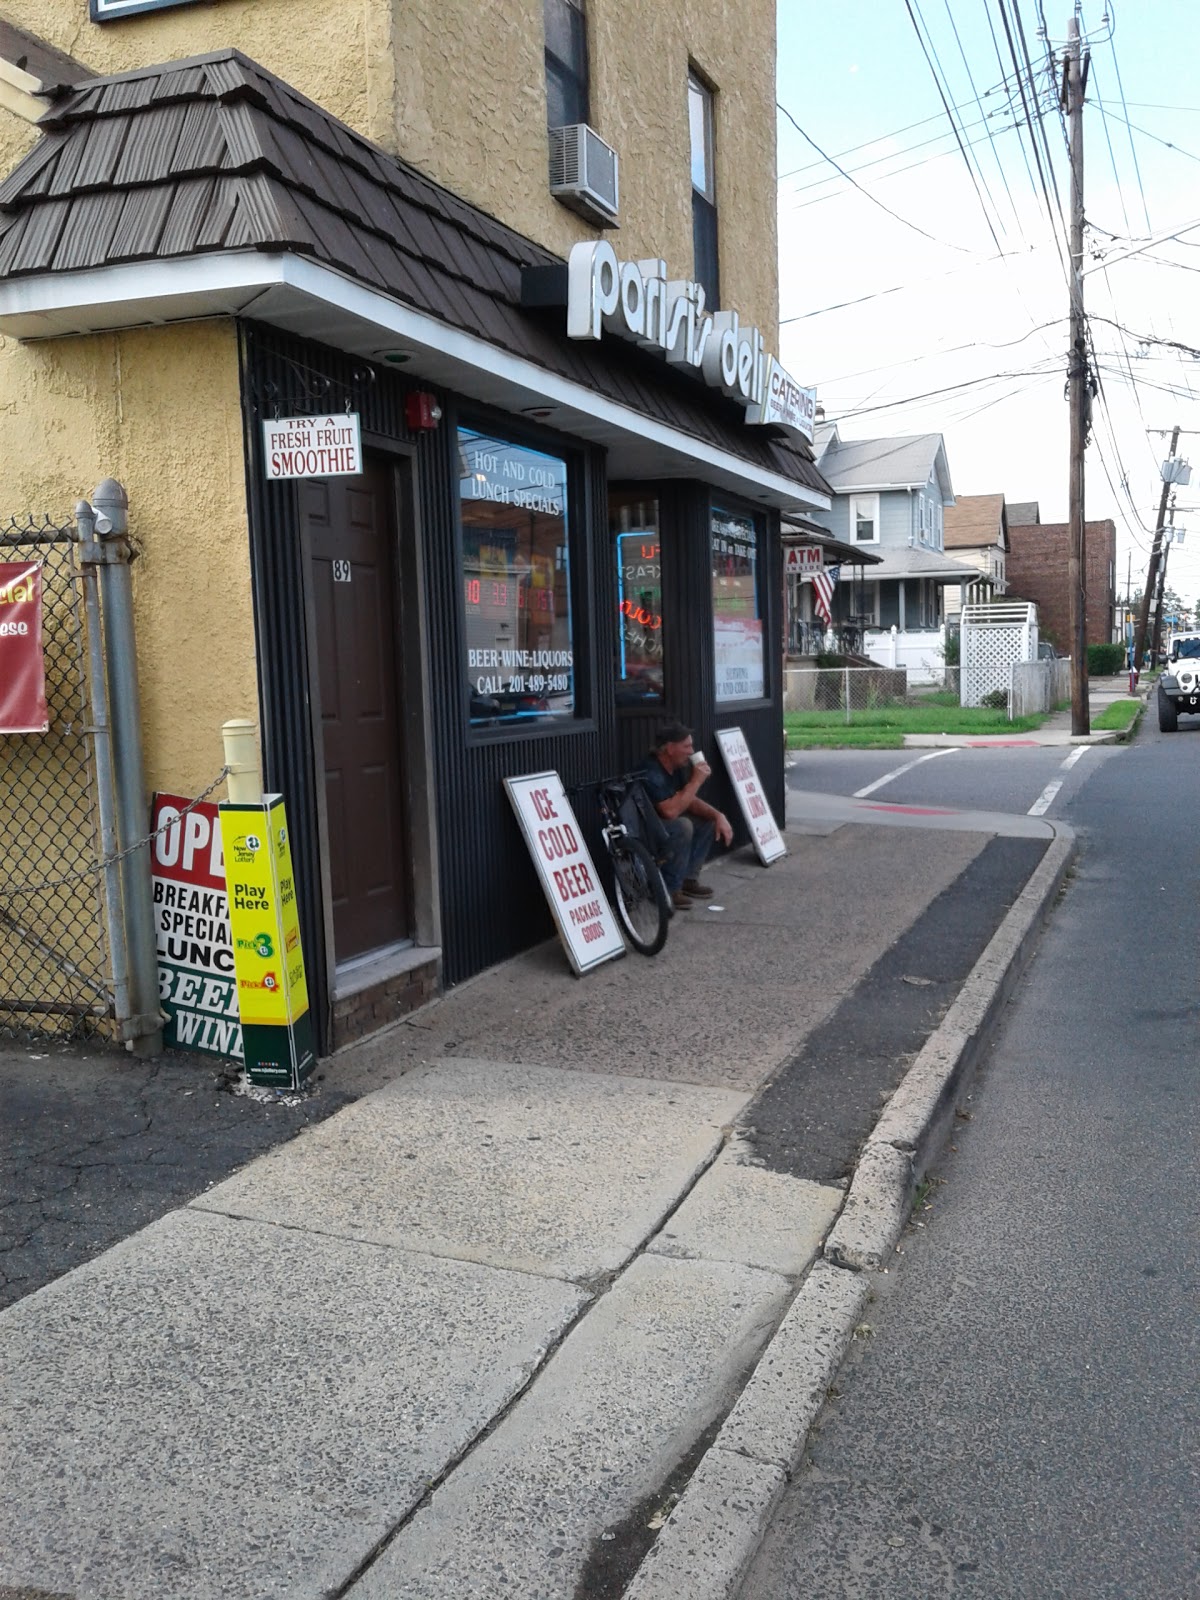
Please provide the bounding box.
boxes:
[809,426,976,641]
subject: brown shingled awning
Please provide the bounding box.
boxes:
[0,49,830,512]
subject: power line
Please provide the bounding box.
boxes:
[1105,1,1154,232]
[775,99,977,251]
[1095,104,1200,165]
[781,107,1023,209]
[994,0,1070,283]
[902,0,1005,249]
[779,245,1031,324]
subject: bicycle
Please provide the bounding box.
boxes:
[594,774,671,957]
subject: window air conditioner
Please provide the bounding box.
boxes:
[549,124,619,226]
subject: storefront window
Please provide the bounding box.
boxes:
[458,426,574,726]
[610,490,663,706]
[711,505,764,702]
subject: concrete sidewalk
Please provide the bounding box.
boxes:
[0,808,1077,1600]
[903,672,1144,748]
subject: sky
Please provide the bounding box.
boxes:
[776,0,1200,616]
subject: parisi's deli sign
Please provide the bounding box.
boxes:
[563,241,816,443]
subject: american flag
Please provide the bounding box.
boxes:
[811,564,841,628]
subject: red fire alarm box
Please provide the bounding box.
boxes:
[404,391,443,430]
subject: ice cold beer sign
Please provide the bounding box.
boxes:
[565,242,816,443]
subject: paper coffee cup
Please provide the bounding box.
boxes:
[692,750,705,766]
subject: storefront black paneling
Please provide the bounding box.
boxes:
[613,481,785,838]
[241,323,788,1046]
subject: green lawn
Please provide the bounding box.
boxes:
[785,702,1046,750]
[1091,697,1140,731]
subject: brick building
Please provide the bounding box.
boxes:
[1006,516,1116,649]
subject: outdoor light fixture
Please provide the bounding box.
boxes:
[404,390,443,430]
[521,404,558,421]
[373,349,414,365]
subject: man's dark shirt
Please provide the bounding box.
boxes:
[640,751,690,810]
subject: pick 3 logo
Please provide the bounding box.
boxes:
[236,932,275,959]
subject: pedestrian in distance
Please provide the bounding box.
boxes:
[640,720,733,910]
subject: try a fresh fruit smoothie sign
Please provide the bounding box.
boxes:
[151,794,242,1059]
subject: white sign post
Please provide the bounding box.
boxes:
[262,414,363,480]
[504,772,626,974]
[715,727,787,865]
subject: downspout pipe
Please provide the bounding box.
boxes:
[93,479,163,1057]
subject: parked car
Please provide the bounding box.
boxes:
[1037,641,1059,660]
[1157,632,1200,732]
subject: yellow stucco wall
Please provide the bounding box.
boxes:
[0,0,395,147]
[4,0,777,336]
[0,322,257,798]
[393,0,779,339]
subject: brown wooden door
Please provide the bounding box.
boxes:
[301,459,411,961]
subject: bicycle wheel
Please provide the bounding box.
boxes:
[610,834,670,956]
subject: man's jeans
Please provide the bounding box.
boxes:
[659,814,714,893]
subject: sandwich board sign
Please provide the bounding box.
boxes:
[504,772,625,974]
[715,726,787,865]
[218,795,317,1089]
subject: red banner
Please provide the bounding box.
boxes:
[0,562,49,734]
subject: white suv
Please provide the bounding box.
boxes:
[1158,632,1200,731]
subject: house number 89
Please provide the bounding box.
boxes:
[332,560,352,583]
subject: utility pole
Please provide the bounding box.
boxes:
[1151,502,1174,664]
[1133,423,1180,671]
[1066,14,1090,735]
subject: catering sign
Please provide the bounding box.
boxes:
[715,727,787,865]
[562,241,815,443]
[784,545,825,577]
[263,414,363,480]
[0,562,49,734]
[151,793,241,1060]
[504,772,625,975]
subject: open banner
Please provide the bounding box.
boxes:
[0,562,49,734]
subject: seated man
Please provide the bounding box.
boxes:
[641,721,733,910]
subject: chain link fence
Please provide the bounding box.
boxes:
[784,663,962,721]
[0,515,112,1040]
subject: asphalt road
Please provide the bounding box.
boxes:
[787,741,1123,817]
[741,715,1200,1597]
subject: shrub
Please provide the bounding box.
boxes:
[980,688,1009,710]
[1087,642,1126,675]
[943,630,961,666]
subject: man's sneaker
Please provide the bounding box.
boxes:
[682,879,713,898]
[671,889,695,910]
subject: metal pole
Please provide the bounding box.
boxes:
[1134,424,1179,672]
[1066,16,1090,735]
[93,479,162,1057]
[1152,509,1173,665]
[76,498,132,1034]
[843,665,851,725]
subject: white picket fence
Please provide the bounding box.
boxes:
[862,626,947,686]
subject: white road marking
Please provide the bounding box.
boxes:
[1061,745,1088,770]
[1028,779,1063,816]
[853,747,958,799]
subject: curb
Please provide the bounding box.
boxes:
[622,827,1078,1599]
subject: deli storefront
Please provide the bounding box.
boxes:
[0,53,832,1052]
